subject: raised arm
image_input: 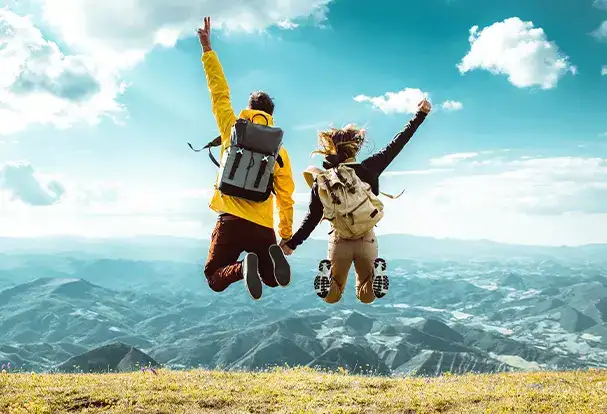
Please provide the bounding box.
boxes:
[273,148,296,242]
[361,99,432,176]
[198,17,237,144]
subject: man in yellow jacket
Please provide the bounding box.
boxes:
[198,17,295,300]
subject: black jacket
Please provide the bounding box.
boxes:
[286,110,427,250]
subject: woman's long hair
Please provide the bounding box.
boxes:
[312,124,367,169]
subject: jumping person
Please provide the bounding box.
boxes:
[281,99,432,304]
[198,16,295,300]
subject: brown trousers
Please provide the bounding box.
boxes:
[204,214,278,292]
[324,229,377,304]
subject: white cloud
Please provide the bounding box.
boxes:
[430,156,607,216]
[354,88,429,114]
[601,66,607,76]
[457,17,576,89]
[39,0,334,66]
[594,0,607,10]
[441,100,463,111]
[429,152,479,167]
[1,1,333,135]
[592,21,607,41]
[292,121,331,131]
[277,20,299,30]
[0,161,65,206]
[0,174,218,237]
[3,154,607,246]
[377,154,607,245]
[383,169,452,177]
[0,8,125,135]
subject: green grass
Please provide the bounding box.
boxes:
[2,367,607,413]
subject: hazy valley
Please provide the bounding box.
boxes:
[1,235,606,376]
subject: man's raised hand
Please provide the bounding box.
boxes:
[198,16,212,52]
[418,98,432,114]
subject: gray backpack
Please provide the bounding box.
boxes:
[188,114,284,202]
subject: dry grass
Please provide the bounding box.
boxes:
[1,367,607,413]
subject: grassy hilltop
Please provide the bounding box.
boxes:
[2,367,607,413]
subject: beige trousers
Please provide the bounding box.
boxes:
[324,229,378,304]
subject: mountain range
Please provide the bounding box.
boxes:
[0,234,606,376]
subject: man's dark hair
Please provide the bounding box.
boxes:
[248,91,275,116]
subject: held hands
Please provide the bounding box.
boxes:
[418,98,432,114]
[198,16,212,52]
[279,239,294,256]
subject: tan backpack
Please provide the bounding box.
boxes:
[303,164,386,240]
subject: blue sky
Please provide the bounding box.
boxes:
[1,0,606,245]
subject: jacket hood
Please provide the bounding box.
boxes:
[239,109,274,126]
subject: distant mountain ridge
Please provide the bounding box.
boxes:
[56,342,159,373]
[0,234,606,263]
[1,229,606,376]
[1,251,606,375]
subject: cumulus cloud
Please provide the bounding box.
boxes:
[354,88,429,114]
[372,153,607,246]
[1,1,333,135]
[2,155,606,245]
[0,162,65,206]
[592,21,607,41]
[595,0,607,9]
[457,17,576,89]
[441,100,463,111]
[39,0,334,66]
[383,169,452,177]
[277,20,300,30]
[429,152,479,167]
[427,156,607,216]
[0,8,125,135]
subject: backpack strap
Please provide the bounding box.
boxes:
[188,136,222,168]
[250,113,270,126]
[333,165,356,194]
[228,147,244,179]
[322,176,341,205]
[379,189,405,199]
[188,135,283,170]
[254,155,270,188]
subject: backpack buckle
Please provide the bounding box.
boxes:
[236,148,244,155]
[262,155,269,162]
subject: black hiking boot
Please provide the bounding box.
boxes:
[372,258,389,299]
[243,253,262,300]
[314,259,332,299]
[269,244,291,287]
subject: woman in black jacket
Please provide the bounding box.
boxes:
[281,99,432,304]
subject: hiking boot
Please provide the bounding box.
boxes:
[269,244,291,287]
[372,258,389,299]
[243,253,262,300]
[314,259,332,299]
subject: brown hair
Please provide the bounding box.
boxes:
[248,91,275,116]
[313,124,366,166]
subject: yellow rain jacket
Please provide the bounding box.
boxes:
[201,50,295,240]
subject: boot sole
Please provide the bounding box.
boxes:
[244,253,262,300]
[314,259,332,299]
[373,258,389,299]
[269,244,291,287]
